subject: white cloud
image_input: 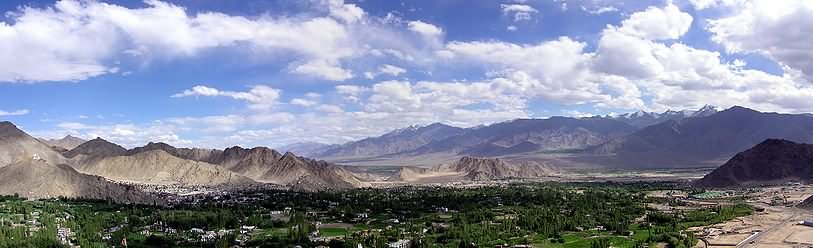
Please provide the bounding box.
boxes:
[501,4,539,22]
[325,0,365,23]
[23,0,813,149]
[0,0,446,83]
[689,0,720,10]
[335,84,368,102]
[688,0,742,10]
[708,0,813,81]
[442,37,614,106]
[291,98,318,107]
[506,25,518,31]
[316,104,344,113]
[0,109,30,116]
[581,6,619,15]
[173,85,281,110]
[408,21,443,37]
[291,60,354,81]
[364,64,407,79]
[379,64,407,76]
[618,3,693,40]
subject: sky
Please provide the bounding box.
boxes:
[1,0,813,148]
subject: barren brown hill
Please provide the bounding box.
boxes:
[64,137,128,161]
[0,158,160,204]
[127,142,222,162]
[129,143,368,190]
[74,150,254,186]
[0,121,66,167]
[397,156,554,182]
[695,139,813,187]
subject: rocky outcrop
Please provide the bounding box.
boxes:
[397,156,554,182]
[695,139,813,187]
[216,147,368,189]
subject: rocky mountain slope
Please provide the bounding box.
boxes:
[397,156,554,182]
[64,137,128,161]
[0,121,66,167]
[318,123,466,159]
[128,143,368,190]
[695,139,813,187]
[74,150,254,186]
[0,158,159,204]
[590,106,813,167]
[39,135,87,151]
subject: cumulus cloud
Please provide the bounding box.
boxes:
[23,0,813,148]
[437,2,813,114]
[335,84,368,102]
[617,3,693,40]
[708,0,813,81]
[325,0,364,23]
[172,85,281,110]
[407,21,443,37]
[0,0,442,83]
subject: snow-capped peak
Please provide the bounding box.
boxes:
[691,105,719,117]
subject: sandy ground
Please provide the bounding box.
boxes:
[693,186,813,248]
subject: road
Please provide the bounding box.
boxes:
[736,203,804,248]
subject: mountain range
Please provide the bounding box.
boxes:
[317,123,467,159]
[314,117,639,162]
[588,106,813,167]
[2,104,813,201]
[609,105,719,128]
[276,142,338,157]
[313,105,811,168]
[0,121,368,201]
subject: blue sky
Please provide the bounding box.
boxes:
[1,0,813,148]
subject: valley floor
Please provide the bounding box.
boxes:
[4,181,808,248]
